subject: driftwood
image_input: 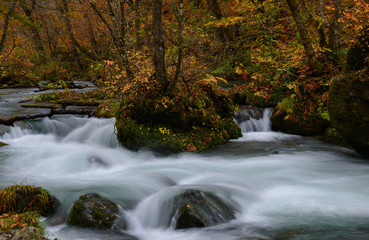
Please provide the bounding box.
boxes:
[0,106,96,126]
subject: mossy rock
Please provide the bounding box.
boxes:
[0,227,51,240]
[347,25,369,70]
[171,190,236,229]
[0,142,7,148]
[67,193,124,229]
[116,118,241,153]
[271,111,329,136]
[328,71,369,154]
[0,185,60,217]
[115,81,241,152]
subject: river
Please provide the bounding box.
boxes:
[1,98,369,239]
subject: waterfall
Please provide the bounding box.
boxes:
[235,108,273,133]
[233,108,302,142]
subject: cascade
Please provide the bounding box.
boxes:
[0,114,369,240]
[235,108,273,133]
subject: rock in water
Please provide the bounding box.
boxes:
[0,227,51,240]
[328,71,369,155]
[67,193,125,229]
[0,185,60,217]
[171,190,235,229]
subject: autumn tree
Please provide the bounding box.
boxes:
[286,0,321,71]
[0,0,18,54]
[153,0,168,91]
[19,0,44,53]
[206,0,228,42]
[85,0,134,81]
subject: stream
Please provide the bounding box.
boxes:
[1,89,369,240]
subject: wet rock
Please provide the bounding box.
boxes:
[0,125,10,136]
[328,71,369,155]
[0,227,51,240]
[13,121,32,130]
[20,103,62,109]
[234,106,263,124]
[87,156,108,168]
[0,185,60,217]
[171,190,235,229]
[0,142,7,147]
[67,193,125,230]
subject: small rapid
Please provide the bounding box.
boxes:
[1,113,369,240]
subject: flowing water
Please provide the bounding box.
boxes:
[1,110,369,240]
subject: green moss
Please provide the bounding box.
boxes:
[0,142,7,147]
[115,81,242,152]
[20,103,62,109]
[67,193,119,229]
[0,185,57,216]
[328,71,369,154]
[0,212,46,234]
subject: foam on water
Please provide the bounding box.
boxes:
[1,114,369,240]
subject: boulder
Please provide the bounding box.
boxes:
[328,71,369,154]
[271,111,329,136]
[0,227,51,240]
[0,185,60,217]
[234,106,263,125]
[171,190,235,229]
[67,193,125,229]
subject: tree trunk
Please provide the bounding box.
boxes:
[328,0,341,51]
[118,0,134,81]
[134,0,142,50]
[286,0,321,71]
[205,0,227,42]
[0,0,18,54]
[20,1,44,53]
[153,0,168,92]
[58,0,82,68]
[300,0,327,49]
[166,0,184,94]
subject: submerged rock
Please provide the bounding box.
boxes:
[328,71,369,155]
[87,156,108,168]
[67,193,125,229]
[171,190,235,229]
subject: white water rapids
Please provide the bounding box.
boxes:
[1,112,369,240]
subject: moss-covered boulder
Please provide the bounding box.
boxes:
[347,25,369,70]
[67,193,124,229]
[115,80,242,152]
[171,190,236,229]
[271,111,329,136]
[0,185,60,217]
[328,71,369,154]
[0,227,51,240]
[0,142,7,148]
